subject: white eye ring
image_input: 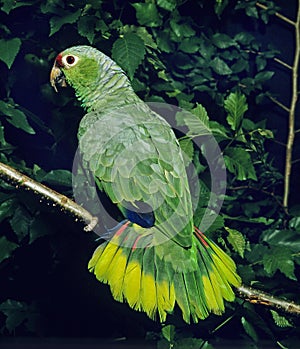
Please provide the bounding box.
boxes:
[62,54,79,68]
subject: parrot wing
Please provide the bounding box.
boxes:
[78,102,194,249]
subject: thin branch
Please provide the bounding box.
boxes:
[228,184,288,215]
[0,162,98,231]
[0,161,299,316]
[274,57,293,70]
[267,95,290,113]
[256,2,296,27]
[236,285,300,316]
[283,2,300,209]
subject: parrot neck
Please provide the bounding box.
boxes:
[74,65,140,113]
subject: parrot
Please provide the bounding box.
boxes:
[50,45,241,324]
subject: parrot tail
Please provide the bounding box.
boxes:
[88,221,241,323]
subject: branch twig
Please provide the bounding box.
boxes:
[256,2,296,26]
[236,285,300,315]
[0,162,98,231]
[0,161,299,316]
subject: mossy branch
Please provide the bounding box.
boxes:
[0,161,300,316]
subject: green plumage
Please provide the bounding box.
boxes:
[51,45,241,323]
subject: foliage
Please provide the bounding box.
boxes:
[0,0,299,347]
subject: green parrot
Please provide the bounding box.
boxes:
[50,45,241,323]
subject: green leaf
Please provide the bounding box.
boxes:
[241,316,258,342]
[41,169,72,187]
[210,57,232,75]
[49,9,81,36]
[9,206,32,241]
[157,0,177,11]
[212,33,236,49]
[0,236,18,263]
[179,37,201,53]
[0,38,21,69]
[224,92,248,131]
[261,229,300,253]
[0,300,28,333]
[77,15,95,44]
[254,71,274,83]
[0,0,33,14]
[245,6,259,18]
[179,138,194,165]
[161,324,175,342]
[176,105,211,138]
[112,33,145,80]
[29,215,52,243]
[0,100,35,134]
[262,246,296,280]
[170,19,196,39]
[270,310,293,328]
[225,227,246,258]
[224,147,257,181]
[191,103,209,128]
[0,199,16,223]
[132,3,162,27]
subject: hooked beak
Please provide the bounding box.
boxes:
[50,63,67,92]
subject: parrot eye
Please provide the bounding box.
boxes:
[62,54,79,68]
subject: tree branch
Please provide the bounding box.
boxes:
[282,2,300,210]
[236,285,300,316]
[256,1,300,211]
[0,161,98,232]
[0,161,299,317]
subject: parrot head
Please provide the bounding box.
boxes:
[50,46,100,93]
[50,45,133,110]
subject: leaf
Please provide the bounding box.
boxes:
[77,15,95,44]
[112,33,145,80]
[224,92,248,131]
[0,300,28,333]
[1,0,34,14]
[254,71,274,84]
[0,38,21,69]
[29,215,53,243]
[224,147,257,181]
[49,9,81,36]
[41,169,72,187]
[132,3,162,27]
[210,57,232,75]
[261,229,300,253]
[270,310,293,328]
[0,236,18,264]
[179,138,194,165]
[191,103,209,128]
[176,107,211,138]
[241,316,258,342]
[179,37,201,53]
[9,206,32,241]
[225,227,246,258]
[157,0,177,11]
[0,100,35,134]
[161,324,175,342]
[262,246,296,280]
[0,199,16,223]
[170,19,195,39]
[212,33,236,49]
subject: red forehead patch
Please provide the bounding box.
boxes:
[55,53,63,67]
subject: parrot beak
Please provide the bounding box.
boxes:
[50,62,67,93]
